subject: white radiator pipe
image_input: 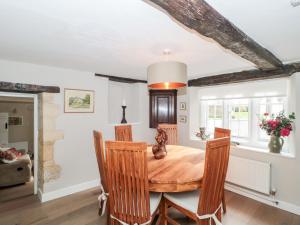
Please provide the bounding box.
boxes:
[225,183,278,205]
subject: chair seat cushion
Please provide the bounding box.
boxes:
[164,190,200,214]
[150,192,162,215]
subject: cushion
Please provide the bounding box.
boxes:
[0,147,24,163]
[164,190,200,214]
[150,192,162,215]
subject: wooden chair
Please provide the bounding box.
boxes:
[214,127,231,214]
[93,131,109,223]
[105,141,162,225]
[158,124,178,145]
[214,127,231,139]
[163,137,231,225]
[115,125,133,141]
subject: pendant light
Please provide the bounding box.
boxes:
[147,50,187,89]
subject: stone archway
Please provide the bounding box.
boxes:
[38,93,63,192]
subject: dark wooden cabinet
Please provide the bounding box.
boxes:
[149,90,177,128]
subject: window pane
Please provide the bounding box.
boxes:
[258,97,286,141]
[271,104,284,115]
[230,108,238,120]
[215,106,223,119]
[203,100,224,135]
[208,105,215,119]
[240,105,248,112]
[239,106,249,120]
[228,99,249,138]
[260,104,267,115]
[207,120,215,134]
[271,97,284,104]
[239,121,249,137]
[259,98,267,104]
[230,121,239,136]
[215,119,223,128]
[259,129,269,140]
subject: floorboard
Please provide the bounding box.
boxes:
[0,187,299,225]
[0,180,34,203]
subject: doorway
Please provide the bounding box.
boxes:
[0,92,38,202]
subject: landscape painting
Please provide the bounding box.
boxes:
[64,89,94,113]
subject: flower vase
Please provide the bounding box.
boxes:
[268,135,284,153]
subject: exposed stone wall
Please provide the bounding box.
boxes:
[38,93,63,191]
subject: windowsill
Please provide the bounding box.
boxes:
[190,136,295,159]
[232,145,295,159]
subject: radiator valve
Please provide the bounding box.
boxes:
[270,188,277,196]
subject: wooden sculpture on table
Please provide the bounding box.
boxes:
[152,127,168,159]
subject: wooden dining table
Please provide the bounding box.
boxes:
[147,145,205,193]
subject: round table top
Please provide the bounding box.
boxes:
[147,145,205,192]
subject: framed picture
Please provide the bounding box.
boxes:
[64,89,94,113]
[8,116,23,126]
[179,115,187,123]
[179,102,186,111]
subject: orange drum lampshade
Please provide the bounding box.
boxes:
[147,61,187,89]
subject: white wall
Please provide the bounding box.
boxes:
[177,74,300,209]
[0,59,155,194]
[108,81,139,124]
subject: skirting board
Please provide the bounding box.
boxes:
[225,183,300,216]
[38,179,100,203]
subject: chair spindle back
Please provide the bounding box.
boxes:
[106,141,150,224]
[197,137,231,225]
[158,124,178,145]
[115,125,133,142]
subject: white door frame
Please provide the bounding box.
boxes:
[0,92,39,194]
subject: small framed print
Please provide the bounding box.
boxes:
[64,89,94,113]
[179,102,186,111]
[8,116,23,126]
[179,115,187,123]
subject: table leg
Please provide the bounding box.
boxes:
[160,197,167,225]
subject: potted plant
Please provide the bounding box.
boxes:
[259,112,295,153]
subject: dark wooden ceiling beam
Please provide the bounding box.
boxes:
[95,73,147,84]
[146,0,282,70]
[188,63,300,87]
[0,81,60,93]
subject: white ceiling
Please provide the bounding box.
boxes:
[0,0,298,80]
[206,0,300,64]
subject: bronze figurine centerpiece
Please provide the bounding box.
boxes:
[152,127,168,159]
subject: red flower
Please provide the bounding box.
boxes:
[280,128,290,137]
[285,124,292,131]
[267,120,279,130]
[264,112,269,116]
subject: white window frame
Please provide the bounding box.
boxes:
[226,99,251,140]
[200,96,288,151]
[200,100,224,135]
[252,96,288,149]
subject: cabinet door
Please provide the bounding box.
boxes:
[156,96,170,124]
[149,90,177,128]
[0,113,9,145]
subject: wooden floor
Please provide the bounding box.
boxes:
[0,180,34,203]
[0,187,299,225]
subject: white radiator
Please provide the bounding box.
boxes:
[226,156,271,195]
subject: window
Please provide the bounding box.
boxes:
[201,100,223,134]
[200,96,287,149]
[228,99,249,138]
[257,97,285,140]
